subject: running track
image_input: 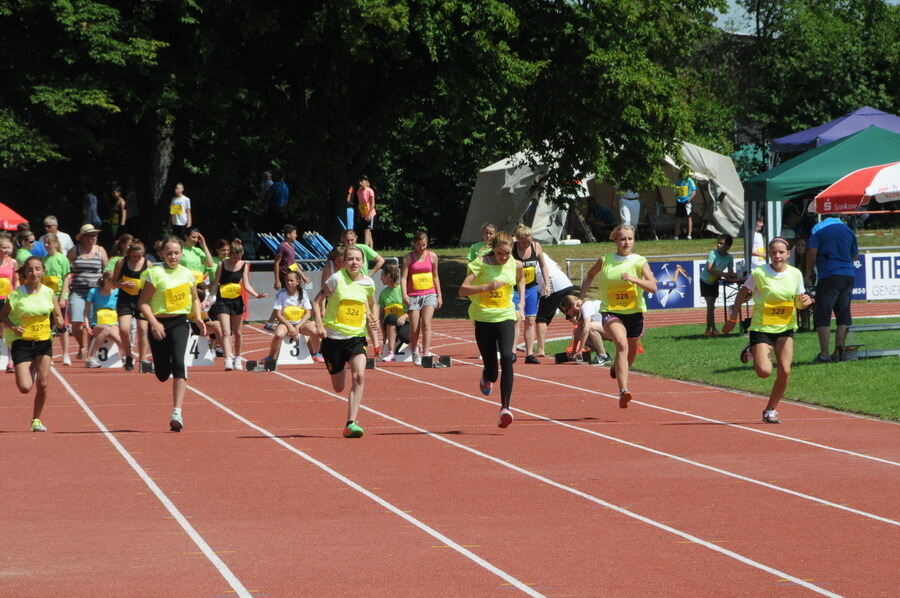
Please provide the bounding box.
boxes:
[2,309,898,596]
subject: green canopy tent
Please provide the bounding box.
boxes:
[742,126,900,269]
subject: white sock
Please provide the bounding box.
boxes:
[173,408,182,415]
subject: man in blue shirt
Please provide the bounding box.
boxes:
[806,216,859,362]
[263,170,289,232]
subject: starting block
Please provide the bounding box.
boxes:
[421,355,451,368]
[554,350,592,364]
[366,358,376,370]
[185,335,215,367]
[0,338,8,370]
[245,358,277,372]
[94,339,123,368]
[277,335,313,365]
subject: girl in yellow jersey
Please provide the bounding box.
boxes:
[579,225,658,408]
[458,231,525,428]
[313,245,377,438]
[722,237,813,423]
[0,257,64,431]
[138,237,206,432]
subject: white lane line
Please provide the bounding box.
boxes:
[374,367,899,528]
[185,383,544,598]
[52,368,252,598]
[264,369,842,597]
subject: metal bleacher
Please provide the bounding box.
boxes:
[257,232,332,270]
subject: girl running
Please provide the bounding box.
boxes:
[207,240,266,370]
[41,233,72,365]
[67,224,109,362]
[111,240,150,370]
[313,245,377,438]
[84,273,124,368]
[400,231,442,363]
[0,256,64,431]
[266,271,318,363]
[458,231,525,428]
[512,224,551,364]
[579,225,658,408]
[722,237,813,424]
[0,233,18,372]
[138,236,206,431]
[377,264,409,361]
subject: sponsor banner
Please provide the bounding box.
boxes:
[867,252,900,301]
[644,260,695,310]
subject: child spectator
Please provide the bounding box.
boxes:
[700,234,735,336]
[377,263,410,361]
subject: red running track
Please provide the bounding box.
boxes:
[1,314,898,597]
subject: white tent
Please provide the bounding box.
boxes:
[459,143,744,245]
[459,152,590,245]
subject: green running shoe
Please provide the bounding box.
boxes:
[31,418,47,432]
[342,421,364,438]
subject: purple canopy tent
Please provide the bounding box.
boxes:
[770,106,900,153]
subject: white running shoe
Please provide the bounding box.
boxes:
[762,409,780,424]
[498,409,514,428]
[224,357,234,371]
[382,352,395,362]
[85,357,101,368]
[62,354,72,366]
[412,352,421,365]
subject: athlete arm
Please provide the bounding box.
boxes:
[431,252,443,309]
[369,253,385,279]
[516,260,526,315]
[535,243,551,295]
[624,263,658,294]
[579,257,603,299]
[190,285,206,336]
[242,264,266,299]
[400,255,410,303]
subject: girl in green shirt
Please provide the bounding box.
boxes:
[41,233,72,365]
[458,231,525,428]
[578,225,658,408]
[723,237,813,424]
[0,257,64,431]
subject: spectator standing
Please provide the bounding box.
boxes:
[674,168,696,240]
[15,230,36,266]
[806,215,859,363]
[39,216,75,254]
[110,186,127,238]
[750,216,766,269]
[169,183,192,239]
[355,175,376,248]
[263,171,289,233]
[83,190,102,228]
[616,190,641,230]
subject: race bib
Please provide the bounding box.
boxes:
[220,283,242,299]
[523,266,535,285]
[337,299,365,328]
[606,284,637,312]
[96,308,118,326]
[288,263,300,272]
[479,284,511,309]
[411,272,433,291]
[21,314,51,341]
[283,305,306,322]
[192,270,205,285]
[0,277,11,296]
[763,300,794,327]
[676,184,689,198]
[164,283,191,313]
[42,275,60,293]
[169,203,183,215]
[121,275,142,296]
[383,303,404,317]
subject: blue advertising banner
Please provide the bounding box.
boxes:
[644,260,695,310]
[852,255,866,301]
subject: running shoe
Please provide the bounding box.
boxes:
[740,344,753,364]
[498,409,514,428]
[412,352,422,365]
[31,418,47,432]
[762,409,780,424]
[342,421,365,438]
[6,362,14,373]
[215,347,225,357]
[592,353,612,367]
[85,357,101,368]
[169,411,183,432]
[525,354,540,364]
[311,353,325,363]
[479,371,493,396]
[224,356,234,371]
[812,353,831,364]
[381,351,395,362]
[263,322,275,332]
[62,354,72,366]
[124,356,134,371]
[619,389,632,409]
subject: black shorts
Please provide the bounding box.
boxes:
[382,315,410,346]
[699,279,719,298]
[321,336,367,375]
[601,311,645,339]
[117,299,141,318]
[814,275,853,328]
[536,285,574,324]
[675,201,690,217]
[214,297,245,316]
[749,329,795,346]
[11,339,53,364]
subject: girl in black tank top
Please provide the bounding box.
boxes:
[513,242,539,288]
[111,241,150,370]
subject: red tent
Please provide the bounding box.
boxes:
[0,202,28,231]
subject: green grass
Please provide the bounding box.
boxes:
[546,317,900,420]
